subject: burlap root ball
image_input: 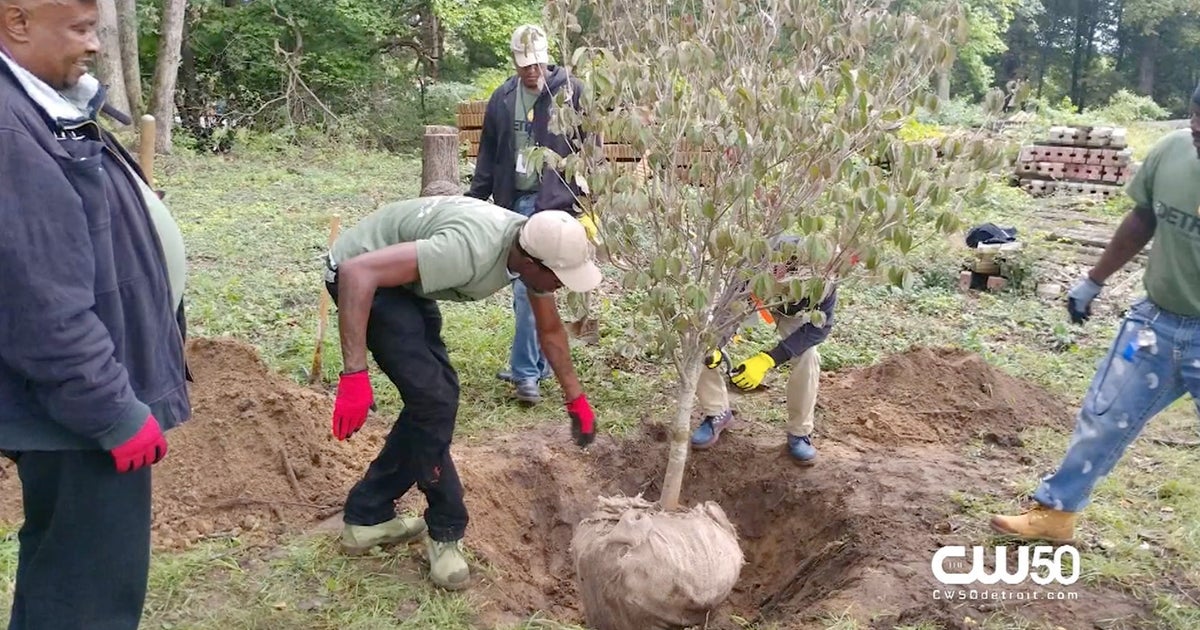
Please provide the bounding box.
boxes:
[570,494,745,630]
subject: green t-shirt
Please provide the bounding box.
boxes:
[330,196,526,302]
[1126,129,1200,317]
[128,165,187,311]
[514,87,540,192]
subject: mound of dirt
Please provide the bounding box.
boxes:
[0,337,372,549]
[147,337,370,548]
[820,346,1073,447]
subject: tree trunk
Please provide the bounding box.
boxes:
[1078,10,1098,111]
[179,6,201,132]
[1035,37,1050,100]
[116,0,142,117]
[660,357,702,512]
[1069,0,1091,108]
[150,0,188,154]
[936,70,950,102]
[96,0,131,120]
[1137,37,1156,97]
[421,125,460,191]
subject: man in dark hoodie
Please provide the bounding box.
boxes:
[691,236,838,465]
[467,23,593,405]
[0,1,191,628]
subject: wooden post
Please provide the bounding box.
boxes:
[421,125,460,193]
[139,115,156,187]
[309,214,341,385]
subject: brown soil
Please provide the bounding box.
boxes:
[0,337,372,550]
[819,346,1073,448]
[0,340,1155,629]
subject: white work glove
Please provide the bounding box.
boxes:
[1066,276,1102,324]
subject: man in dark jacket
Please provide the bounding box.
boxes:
[467,24,592,405]
[0,1,191,628]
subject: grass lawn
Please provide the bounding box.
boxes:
[0,122,1197,629]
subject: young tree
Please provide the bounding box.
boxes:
[538,0,1011,515]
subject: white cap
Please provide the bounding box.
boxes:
[519,211,602,293]
[510,24,550,68]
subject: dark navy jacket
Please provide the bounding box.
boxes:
[467,65,591,215]
[0,62,191,451]
[757,235,838,364]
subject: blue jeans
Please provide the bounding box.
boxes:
[509,193,547,381]
[1034,297,1200,512]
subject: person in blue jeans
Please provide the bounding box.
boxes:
[466,24,592,404]
[990,86,1200,542]
[507,192,551,399]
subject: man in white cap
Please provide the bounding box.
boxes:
[321,182,601,590]
[467,23,595,406]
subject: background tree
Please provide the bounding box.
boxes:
[108,0,1196,156]
[116,0,142,117]
[96,0,131,120]
[150,0,187,152]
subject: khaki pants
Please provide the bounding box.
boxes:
[696,313,821,437]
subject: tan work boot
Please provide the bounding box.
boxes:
[989,504,1078,544]
[340,516,427,555]
[426,536,470,590]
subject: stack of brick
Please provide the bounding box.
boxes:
[1013,126,1139,200]
[455,99,731,185]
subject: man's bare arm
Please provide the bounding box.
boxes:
[529,293,584,401]
[335,243,420,372]
[1089,205,1156,285]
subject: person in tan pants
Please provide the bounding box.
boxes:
[691,285,836,465]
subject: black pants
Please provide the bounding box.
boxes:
[326,280,468,542]
[2,449,151,630]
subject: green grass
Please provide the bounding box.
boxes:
[0,121,1195,628]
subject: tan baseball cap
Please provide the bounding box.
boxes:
[510,24,550,68]
[519,210,602,293]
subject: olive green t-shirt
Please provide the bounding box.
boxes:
[330,196,526,302]
[514,87,540,192]
[1126,129,1200,317]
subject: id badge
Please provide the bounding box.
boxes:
[516,153,528,175]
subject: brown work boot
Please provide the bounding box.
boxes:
[989,504,1078,544]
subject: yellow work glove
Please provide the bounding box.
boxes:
[730,352,775,391]
[578,213,599,243]
[704,348,724,369]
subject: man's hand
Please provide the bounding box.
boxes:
[730,352,775,391]
[332,370,373,440]
[566,393,595,447]
[110,414,168,473]
[1066,276,1103,324]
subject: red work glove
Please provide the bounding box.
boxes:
[566,394,595,447]
[332,370,373,440]
[110,414,168,473]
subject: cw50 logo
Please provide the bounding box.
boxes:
[931,545,1080,586]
